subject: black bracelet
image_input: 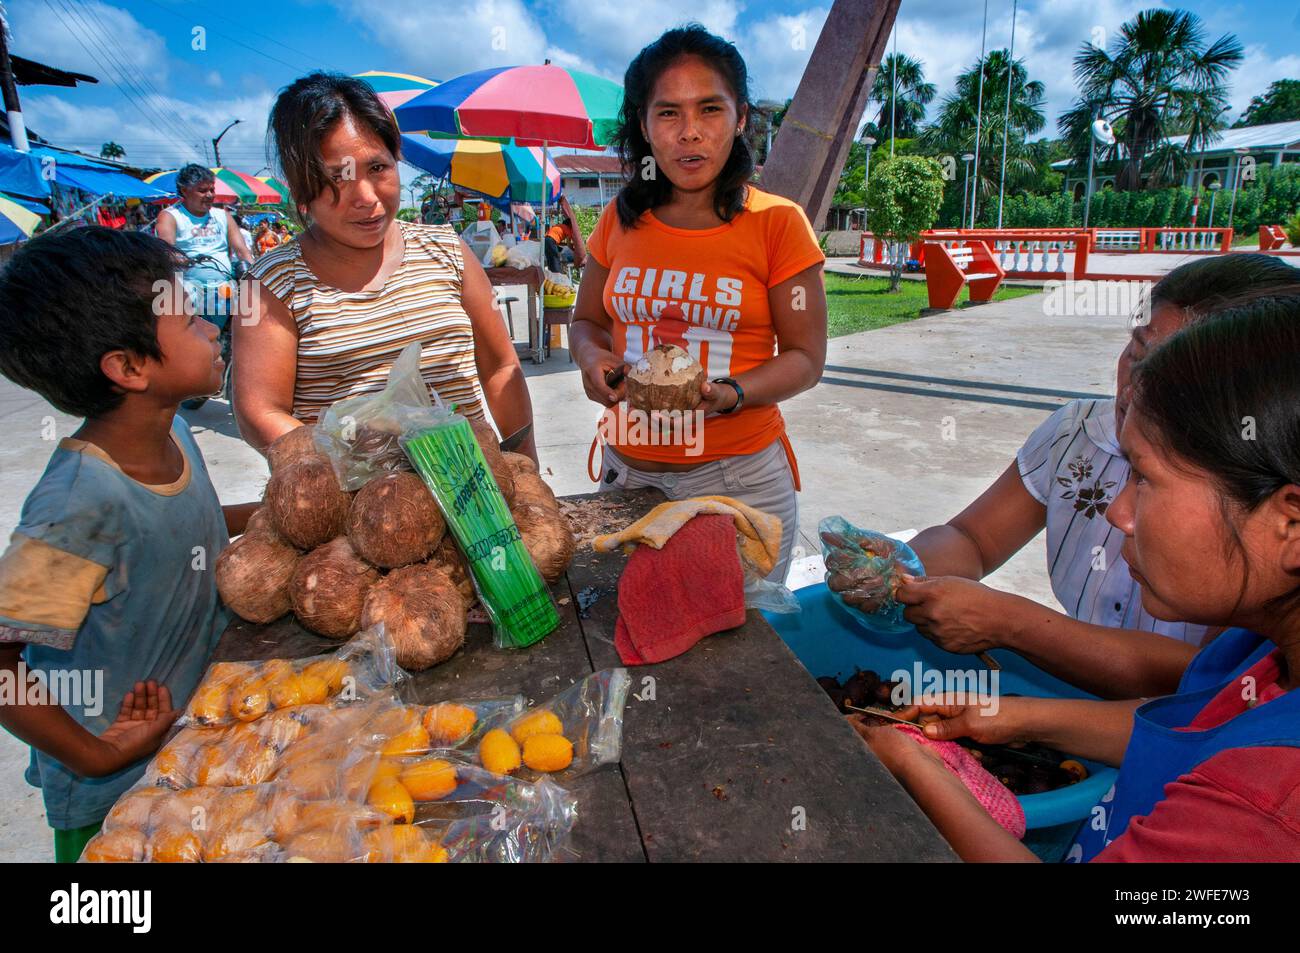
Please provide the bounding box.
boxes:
[712,377,744,414]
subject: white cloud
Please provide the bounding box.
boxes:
[546,0,740,75]
[8,0,171,86]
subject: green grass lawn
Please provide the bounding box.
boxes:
[825,273,1041,337]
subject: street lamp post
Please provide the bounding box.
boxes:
[212,119,242,167]
[961,153,974,229]
[1227,147,1249,230]
[863,135,877,230]
[1207,181,1222,227]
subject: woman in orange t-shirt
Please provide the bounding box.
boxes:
[571,25,827,582]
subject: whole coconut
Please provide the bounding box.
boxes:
[502,452,538,477]
[267,426,324,472]
[347,471,446,568]
[266,457,351,550]
[625,343,705,413]
[361,563,468,671]
[468,417,516,505]
[512,471,558,510]
[428,534,476,607]
[513,503,576,584]
[243,506,278,539]
[216,532,302,624]
[289,537,381,639]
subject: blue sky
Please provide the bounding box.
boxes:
[9,0,1300,171]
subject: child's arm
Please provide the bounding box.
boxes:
[222,502,262,537]
[0,644,178,777]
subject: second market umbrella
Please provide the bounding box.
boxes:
[399,134,561,205]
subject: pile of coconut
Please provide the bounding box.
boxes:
[216,420,575,672]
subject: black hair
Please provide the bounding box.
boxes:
[1133,288,1300,613]
[267,71,402,224]
[176,163,214,191]
[1149,252,1300,314]
[612,24,754,228]
[0,226,187,418]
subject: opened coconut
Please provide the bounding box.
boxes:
[512,471,558,510]
[502,451,538,477]
[347,471,446,568]
[625,344,705,413]
[361,563,467,671]
[266,457,351,550]
[266,426,324,472]
[513,503,576,584]
[289,537,381,639]
[468,417,516,505]
[216,533,301,624]
[428,535,475,607]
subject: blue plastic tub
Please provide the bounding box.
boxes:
[764,583,1116,829]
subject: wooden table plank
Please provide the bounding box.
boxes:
[564,488,958,863]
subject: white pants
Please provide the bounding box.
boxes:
[598,439,799,583]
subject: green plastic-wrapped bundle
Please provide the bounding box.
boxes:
[402,417,558,648]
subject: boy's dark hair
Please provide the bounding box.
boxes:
[1134,288,1300,613]
[1149,252,1300,313]
[0,226,187,418]
[612,24,755,228]
[267,71,402,224]
[176,163,215,191]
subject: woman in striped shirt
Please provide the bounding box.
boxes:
[233,73,535,460]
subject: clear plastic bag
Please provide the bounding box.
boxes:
[315,341,442,491]
[744,573,800,614]
[818,516,926,634]
[477,668,631,781]
[176,626,401,728]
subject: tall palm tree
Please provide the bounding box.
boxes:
[100,141,126,160]
[1058,9,1242,191]
[867,53,936,142]
[921,49,1046,204]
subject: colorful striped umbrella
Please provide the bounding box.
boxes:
[0,193,41,245]
[354,70,440,110]
[145,168,285,204]
[393,65,623,150]
[399,134,561,205]
[257,175,292,205]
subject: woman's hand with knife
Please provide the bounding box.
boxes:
[895,574,1032,656]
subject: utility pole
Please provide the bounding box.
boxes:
[0,7,30,151]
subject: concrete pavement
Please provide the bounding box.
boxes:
[0,285,1126,860]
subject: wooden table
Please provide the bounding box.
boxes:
[484,264,543,365]
[212,489,956,863]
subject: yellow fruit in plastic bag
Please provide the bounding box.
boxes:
[372,758,402,781]
[367,705,419,737]
[274,798,383,841]
[399,758,457,801]
[152,737,207,788]
[152,786,221,833]
[208,661,255,684]
[302,658,349,695]
[522,733,574,772]
[189,682,230,725]
[104,787,168,832]
[230,678,271,722]
[203,827,270,862]
[509,709,563,745]
[283,828,356,863]
[361,824,448,863]
[366,777,415,824]
[380,721,430,758]
[279,760,340,801]
[232,741,280,785]
[478,728,521,774]
[422,703,477,746]
[149,824,202,863]
[270,674,305,709]
[83,829,147,862]
[297,673,329,706]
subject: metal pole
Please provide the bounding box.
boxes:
[0,10,30,152]
[969,0,988,228]
[863,144,872,230]
[962,161,970,227]
[889,28,897,156]
[1082,107,1097,229]
[1207,190,1217,227]
[1227,154,1244,228]
[996,0,1018,229]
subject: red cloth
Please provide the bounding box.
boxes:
[613,514,746,665]
[1096,649,1300,862]
[894,725,1026,839]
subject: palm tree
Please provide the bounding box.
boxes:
[867,53,936,142]
[100,141,125,160]
[921,49,1046,206]
[1058,9,1242,191]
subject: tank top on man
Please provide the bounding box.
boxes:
[163,204,232,288]
[247,221,487,425]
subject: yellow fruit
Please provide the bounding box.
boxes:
[230,678,271,722]
[478,728,521,775]
[104,788,168,832]
[152,737,207,788]
[366,777,415,824]
[282,829,356,863]
[509,709,564,745]
[189,682,230,725]
[152,786,222,833]
[83,829,147,862]
[270,674,305,709]
[422,703,477,746]
[399,759,458,801]
[203,827,270,862]
[149,824,202,863]
[297,674,330,705]
[274,798,383,842]
[231,742,280,785]
[522,733,574,772]
[279,761,341,801]
[302,658,349,695]
[257,709,307,749]
[367,706,420,737]
[380,722,430,758]
[361,824,448,863]
[208,661,256,685]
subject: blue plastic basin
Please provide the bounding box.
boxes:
[764,583,1116,829]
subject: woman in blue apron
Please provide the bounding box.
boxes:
[854,286,1300,862]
